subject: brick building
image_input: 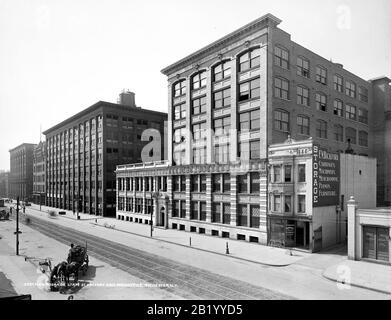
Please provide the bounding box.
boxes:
[43,91,167,217]
[33,141,47,205]
[116,14,390,246]
[0,171,9,199]
[9,143,36,201]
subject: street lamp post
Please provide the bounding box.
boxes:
[150,191,159,237]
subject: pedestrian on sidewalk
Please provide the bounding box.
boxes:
[23,206,25,214]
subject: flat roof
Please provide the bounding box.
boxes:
[9,143,37,153]
[161,13,281,76]
[43,100,167,135]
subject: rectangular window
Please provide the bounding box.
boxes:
[273,195,281,212]
[238,174,248,193]
[237,204,248,227]
[174,103,186,120]
[212,174,222,193]
[297,57,309,78]
[274,166,281,183]
[200,175,206,192]
[214,144,230,164]
[172,200,179,217]
[298,195,306,213]
[191,175,199,192]
[334,75,343,92]
[316,66,327,84]
[200,202,207,221]
[192,96,206,115]
[284,165,292,182]
[190,201,198,220]
[250,205,260,228]
[274,46,289,69]
[180,201,186,218]
[274,78,289,100]
[223,173,230,193]
[212,203,221,223]
[239,78,260,102]
[250,172,260,193]
[239,110,260,132]
[298,164,306,182]
[213,88,231,109]
[180,175,186,192]
[345,81,356,98]
[223,203,231,224]
[173,176,180,192]
[284,195,292,213]
[214,116,231,136]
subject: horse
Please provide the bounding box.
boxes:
[59,261,80,287]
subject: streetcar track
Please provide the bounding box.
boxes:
[29,220,258,299]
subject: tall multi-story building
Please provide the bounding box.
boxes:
[116,14,390,249]
[43,91,167,217]
[33,141,47,205]
[9,143,36,201]
[0,170,10,199]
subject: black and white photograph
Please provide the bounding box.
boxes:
[0,0,390,309]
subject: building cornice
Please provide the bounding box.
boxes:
[161,13,281,76]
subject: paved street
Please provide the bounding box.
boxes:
[23,215,292,300]
[0,205,387,300]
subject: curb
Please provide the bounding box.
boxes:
[90,222,292,268]
[321,270,391,296]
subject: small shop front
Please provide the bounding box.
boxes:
[268,216,311,250]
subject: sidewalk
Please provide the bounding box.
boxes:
[322,258,391,295]
[27,203,309,266]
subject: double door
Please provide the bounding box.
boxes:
[362,226,389,262]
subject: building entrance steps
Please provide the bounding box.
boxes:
[322,259,391,295]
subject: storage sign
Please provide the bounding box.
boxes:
[312,145,340,207]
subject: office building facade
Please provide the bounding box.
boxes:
[43,92,167,217]
[116,14,389,248]
[9,143,36,201]
[33,141,47,205]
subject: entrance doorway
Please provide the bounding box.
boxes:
[363,226,389,261]
[159,207,165,227]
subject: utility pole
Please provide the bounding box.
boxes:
[15,196,20,255]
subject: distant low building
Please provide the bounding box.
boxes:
[9,143,36,201]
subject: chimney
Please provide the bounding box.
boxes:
[335,63,343,69]
[118,90,136,107]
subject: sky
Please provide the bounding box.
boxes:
[0,0,390,170]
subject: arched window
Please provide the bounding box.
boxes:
[358,131,368,147]
[333,99,343,117]
[274,109,289,132]
[297,115,310,135]
[274,46,289,69]
[346,127,357,144]
[334,124,343,142]
[316,120,327,139]
[192,71,207,90]
[238,48,260,72]
[316,92,327,111]
[213,61,231,82]
[297,86,309,106]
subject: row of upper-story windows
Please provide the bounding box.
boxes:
[274,45,369,103]
[274,78,368,124]
[274,109,369,146]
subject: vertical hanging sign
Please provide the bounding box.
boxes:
[313,145,340,207]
